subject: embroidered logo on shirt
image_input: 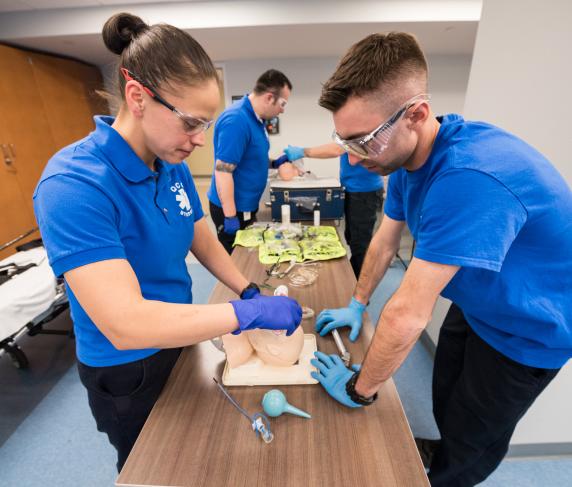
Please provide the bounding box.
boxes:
[170,182,193,217]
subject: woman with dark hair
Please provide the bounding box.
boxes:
[33,13,301,472]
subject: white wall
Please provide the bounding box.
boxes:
[462,0,572,447]
[464,0,572,187]
[221,54,472,178]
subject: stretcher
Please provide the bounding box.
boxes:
[0,246,70,369]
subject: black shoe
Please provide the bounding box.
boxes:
[414,437,441,469]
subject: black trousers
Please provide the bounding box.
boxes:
[344,189,383,277]
[209,201,258,254]
[77,348,182,472]
[429,304,560,486]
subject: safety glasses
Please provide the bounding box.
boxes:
[120,67,214,136]
[275,97,288,109]
[267,91,287,109]
[333,93,431,158]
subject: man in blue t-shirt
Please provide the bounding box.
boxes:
[309,33,572,486]
[282,142,384,276]
[207,69,293,253]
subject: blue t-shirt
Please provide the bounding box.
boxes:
[340,152,384,193]
[207,95,270,212]
[33,116,204,367]
[384,114,572,369]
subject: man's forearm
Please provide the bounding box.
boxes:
[305,143,345,159]
[355,307,425,397]
[215,163,237,217]
[353,257,459,398]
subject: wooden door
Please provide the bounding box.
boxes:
[0,45,57,219]
[185,67,226,176]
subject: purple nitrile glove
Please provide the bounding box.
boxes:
[272,154,290,168]
[230,295,302,335]
[223,216,240,235]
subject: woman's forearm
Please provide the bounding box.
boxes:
[113,301,239,350]
[191,219,250,295]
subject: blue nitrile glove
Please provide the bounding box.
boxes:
[310,351,362,408]
[223,216,240,235]
[315,297,366,342]
[230,295,302,336]
[284,145,305,161]
[272,154,290,168]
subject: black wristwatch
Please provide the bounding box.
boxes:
[345,371,378,406]
[239,282,260,300]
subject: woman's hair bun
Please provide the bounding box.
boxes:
[102,13,148,55]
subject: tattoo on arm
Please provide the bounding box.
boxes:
[215,161,236,173]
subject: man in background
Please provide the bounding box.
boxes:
[208,69,293,253]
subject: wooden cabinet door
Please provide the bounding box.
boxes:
[29,52,106,150]
[0,45,57,219]
[0,46,107,257]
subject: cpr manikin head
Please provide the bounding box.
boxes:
[222,285,304,368]
[222,327,304,368]
[278,162,305,181]
[248,327,304,366]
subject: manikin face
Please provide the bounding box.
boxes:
[247,327,304,366]
[222,326,304,368]
[332,94,419,176]
[138,78,220,164]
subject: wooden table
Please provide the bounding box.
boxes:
[117,244,429,487]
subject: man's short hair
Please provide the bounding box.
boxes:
[319,32,428,112]
[253,69,292,95]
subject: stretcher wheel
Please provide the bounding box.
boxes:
[6,344,29,369]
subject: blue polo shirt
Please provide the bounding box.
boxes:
[384,114,572,369]
[340,152,384,193]
[207,95,270,212]
[33,116,204,367]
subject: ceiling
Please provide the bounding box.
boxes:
[0,1,481,66]
[0,0,223,11]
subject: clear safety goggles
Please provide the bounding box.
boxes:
[332,93,431,158]
[274,95,288,109]
[120,67,214,136]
